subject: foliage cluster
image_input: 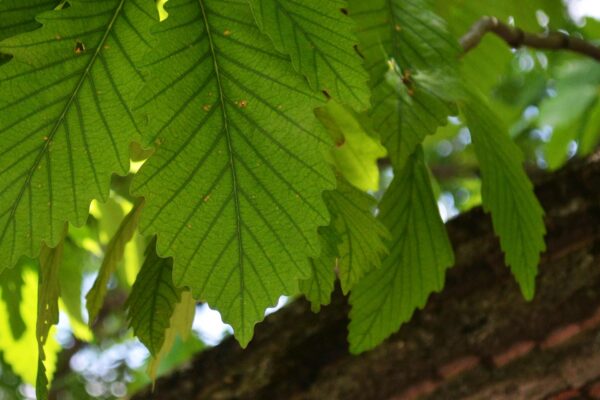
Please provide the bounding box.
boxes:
[0,0,599,397]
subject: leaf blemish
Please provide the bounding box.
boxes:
[238,100,248,108]
[74,40,85,54]
[223,29,232,37]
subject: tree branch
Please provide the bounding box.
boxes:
[460,16,600,61]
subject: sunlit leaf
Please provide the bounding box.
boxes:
[249,0,370,109]
[462,93,546,299]
[132,0,334,346]
[86,199,144,325]
[0,265,26,339]
[0,0,156,271]
[0,0,59,41]
[316,101,386,191]
[0,264,59,387]
[299,226,338,312]
[36,239,64,400]
[349,149,454,353]
[350,0,459,168]
[326,178,389,294]
[147,290,196,383]
[127,241,181,356]
[59,239,93,340]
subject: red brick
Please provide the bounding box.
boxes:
[580,306,600,331]
[438,355,480,380]
[492,340,536,367]
[588,381,600,399]
[541,324,582,349]
[392,379,439,400]
[547,389,581,400]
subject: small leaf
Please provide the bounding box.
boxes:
[0,0,59,41]
[59,239,86,325]
[462,92,546,300]
[127,241,181,356]
[0,263,60,386]
[148,290,196,383]
[349,149,454,353]
[316,101,387,191]
[0,264,27,339]
[299,226,338,312]
[249,0,370,109]
[350,0,460,168]
[325,178,389,294]
[59,239,92,340]
[86,199,144,325]
[36,238,64,400]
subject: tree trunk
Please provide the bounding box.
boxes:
[133,156,600,400]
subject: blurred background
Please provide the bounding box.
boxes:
[1,0,600,399]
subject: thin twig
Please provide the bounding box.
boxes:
[460,16,600,61]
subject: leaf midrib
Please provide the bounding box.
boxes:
[0,0,127,244]
[197,0,245,337]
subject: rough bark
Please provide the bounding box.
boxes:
[133,156,600,400]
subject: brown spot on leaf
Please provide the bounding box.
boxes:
[353,44,364,59]
[238,99,248,108]
[340,8,348,15]
[74,41,85,54]
[223,29,232,37]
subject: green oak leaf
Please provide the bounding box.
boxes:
[36,239,64,399]
[0,0,59,41]
[148,290,196,383]
[0,0,155,271]
[299,226,339,312]
[349,149,454,353]
[86,199,144,325]
[127,240,182,356]
[325,178,389,294]
[248,0,370,110]
[316,101,387,191]
[0,263,27,339]
[0,263,59,387]
[132,0,334,346]
[350,0,460,168]
[462,93,546,300]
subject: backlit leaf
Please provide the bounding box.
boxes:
[249,0,370,109]
[132,0,334,346]
[86,199,144,325]
[350,0,459,168]
[325,178,389,294]
[349,149,454,353]
[127,241,181,356]
[462,93,546,300]
[316,101,386,191]
[299,226,338,312]
[36,239,64,400]
[0,0,155,271]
